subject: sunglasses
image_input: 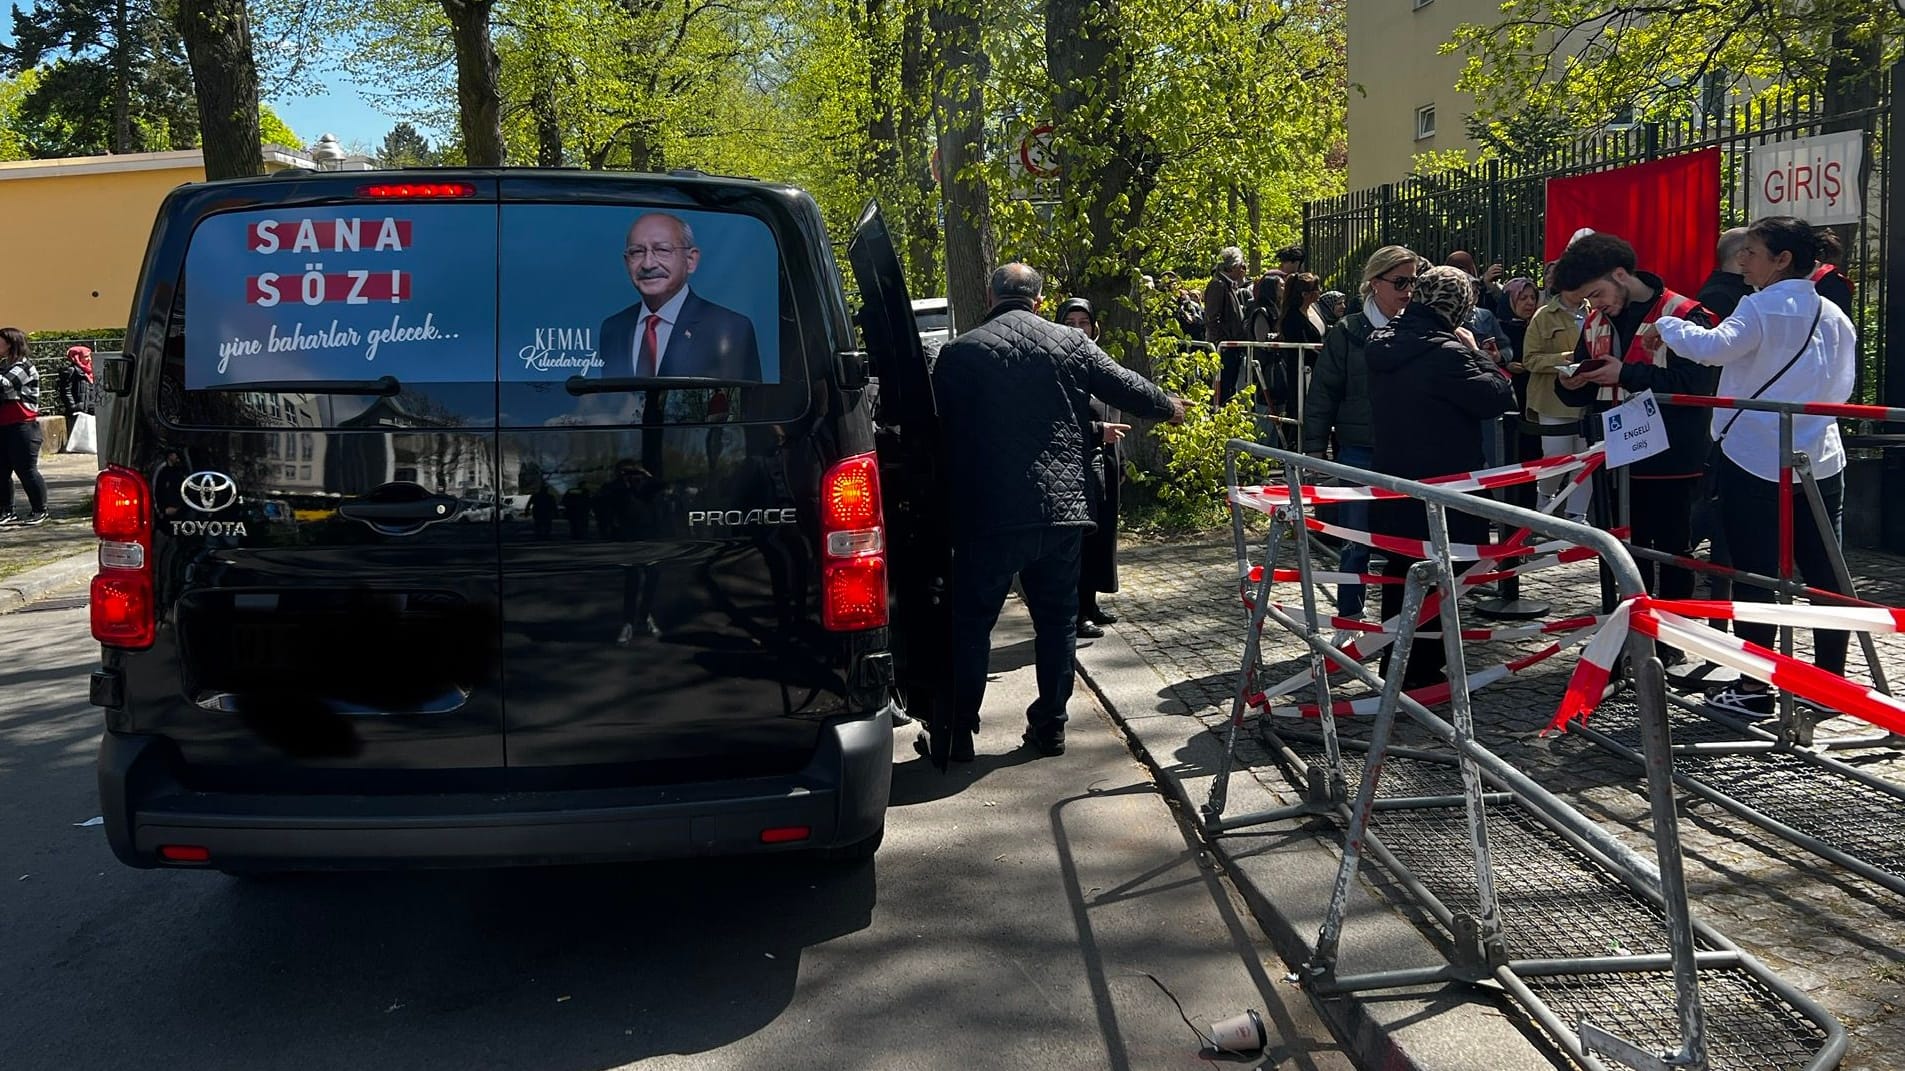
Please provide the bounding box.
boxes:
[1380,274,1419,290]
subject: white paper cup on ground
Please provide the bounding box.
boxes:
[1207,1009,1267,1053]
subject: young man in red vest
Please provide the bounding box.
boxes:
[1554,234,1718,661]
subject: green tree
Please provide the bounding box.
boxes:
[1,0,198,155]
[258,103,297,147]
[0,69,39,160]
[378,120,438,166]
[1447,0,1901,154]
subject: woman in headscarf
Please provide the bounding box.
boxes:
[1056,298,1129,638]
[57,344,94,450]
[1364,265,1517,687]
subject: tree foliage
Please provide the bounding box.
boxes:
[0,0,198,155]
[1447,0,1902,159]
[258,102,297,148]
[377,120,437,166]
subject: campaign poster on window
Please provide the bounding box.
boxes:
[182,205,499,389]
[499,205,782,385]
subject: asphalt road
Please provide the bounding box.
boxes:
[1,594,1353,1071]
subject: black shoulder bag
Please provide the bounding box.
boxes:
[1699,300,1824,503]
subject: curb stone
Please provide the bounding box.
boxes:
[1074,622,1566,1071]
[0,550,94,614]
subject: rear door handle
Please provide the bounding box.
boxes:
[338,483,462,534]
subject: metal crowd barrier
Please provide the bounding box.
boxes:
[1207,437,1846,1071]
[1564,393,1905,897]
[1216,340,1323,446]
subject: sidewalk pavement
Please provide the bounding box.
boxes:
[0,451,97,612]
[1077,532,1905,1071]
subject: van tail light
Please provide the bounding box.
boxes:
[820,452,888,631]
[358,182,477,199]
[92,465,155,649]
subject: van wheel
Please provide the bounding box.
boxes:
[817,824,884,863]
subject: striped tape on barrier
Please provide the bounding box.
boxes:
[1549,597,1905,736]
[1259,622,1602,718]
[1271,604,1606,641]
[1232,445,1604,508]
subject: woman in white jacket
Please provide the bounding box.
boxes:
[1653,216,1858,720]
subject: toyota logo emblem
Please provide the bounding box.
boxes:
[181,471,239,513]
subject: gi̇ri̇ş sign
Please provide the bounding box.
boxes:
[1750,131,1864,228]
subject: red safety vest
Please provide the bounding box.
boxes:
[1581,288,1705,402]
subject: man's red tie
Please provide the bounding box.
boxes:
[637,313,662,377]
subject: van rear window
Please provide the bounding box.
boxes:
[182,205,498,390]
[495,204,801,429]
[169,200,808,430]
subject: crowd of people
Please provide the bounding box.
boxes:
[921,215,1860,763]
[1286,218,1859,720]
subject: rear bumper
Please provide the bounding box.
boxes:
[97,714,893,870]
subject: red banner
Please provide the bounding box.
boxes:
[1544,148,1720,298]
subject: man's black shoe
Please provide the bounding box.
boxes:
[913,730,976,763]
[1022,728,1066,757]
[1076,620,1105,639]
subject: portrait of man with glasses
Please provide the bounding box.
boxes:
[599,211,763,382]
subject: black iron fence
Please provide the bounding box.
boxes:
[1305,62,1897,407]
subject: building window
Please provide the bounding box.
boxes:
[1415,105,1437,141]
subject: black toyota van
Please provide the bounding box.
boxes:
[89,169,950,871]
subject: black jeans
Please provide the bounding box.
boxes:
[952,527,1084,736]
[1378,555,1446,688]
[1718,454,1848,674]
[1628,477,1698,602]
[0,420,47,515]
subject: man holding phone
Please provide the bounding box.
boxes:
[1553,234,1718,652]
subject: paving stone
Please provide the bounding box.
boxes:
[1105,533,1905,1067]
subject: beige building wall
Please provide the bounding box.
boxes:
[0,145,372,335]
[0,152,207,333]
[1347,0,1497,189]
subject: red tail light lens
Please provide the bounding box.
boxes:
[158,844,211,863]
[820,452,888,631]
[822,454,881,532]
[92,572,155,647]
[823,558,889,631]
[95,467,150,543]
[93,465,155,649]
[359,182,477,199]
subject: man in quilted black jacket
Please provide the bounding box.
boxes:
[930,263,1185,760]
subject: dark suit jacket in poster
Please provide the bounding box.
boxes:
[599,290,763,381]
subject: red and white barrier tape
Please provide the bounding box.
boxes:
[1234,445,1604,508]
[1271,604,1606,640]
[1550,597,1905,735]
[1259,622,1601,718]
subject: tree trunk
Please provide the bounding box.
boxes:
[897,0,940,298]
[862,0,900,181]
[439,0,504,166]
[174,0,263,179]
[929,0,993,332]
[112,0,130,153]
[532,79,563,167]
[1046,0,1164,467]
[629,119,662,172]
[1821,10,1883,271]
